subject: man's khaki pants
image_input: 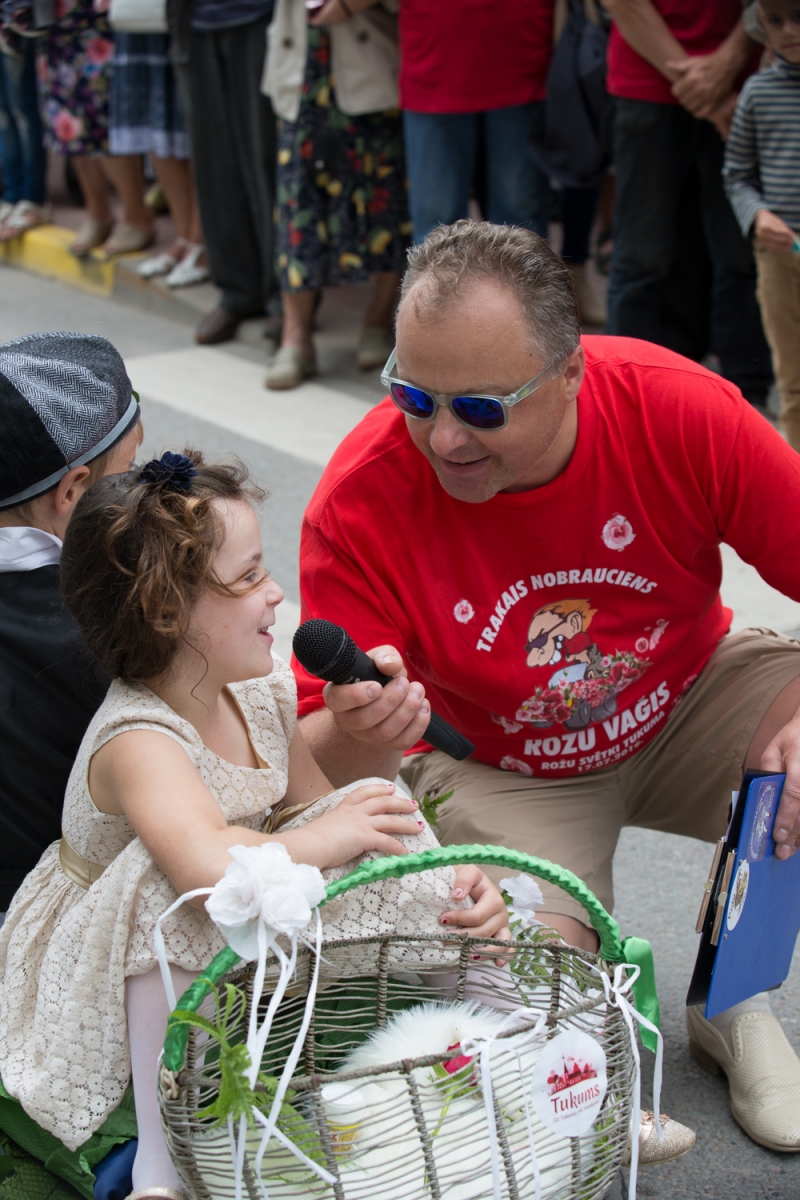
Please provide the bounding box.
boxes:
[755,244,800,453]
[400,629,800,927]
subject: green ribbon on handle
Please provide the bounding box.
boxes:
[621,936,660,1052]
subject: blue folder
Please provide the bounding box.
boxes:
[686,770,800,1018]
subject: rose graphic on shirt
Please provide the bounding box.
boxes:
[601,513,635,552]
[453,599,474,624]
[517,598,650,730]
[491,712,524,735]
[500,755,533,776]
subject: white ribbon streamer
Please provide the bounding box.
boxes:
[154,856,336,1199]
[461,1006,550,1200]
[591,962,664,1200]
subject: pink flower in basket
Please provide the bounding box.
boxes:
[500,755,533,776]
[53,110,83,143]
[85,37,114,66]
[601,513,635,552]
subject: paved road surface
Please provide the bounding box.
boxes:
[3,268,800,1197]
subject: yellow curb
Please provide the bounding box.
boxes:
[0,223,117,297]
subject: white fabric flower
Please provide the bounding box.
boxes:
[206,843,326,960]
[499,873,545,929]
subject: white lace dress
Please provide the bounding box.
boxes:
[0,656,459,1151]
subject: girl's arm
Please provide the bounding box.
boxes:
[88,728,424,900]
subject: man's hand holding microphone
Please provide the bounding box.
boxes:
[293,619,474,760]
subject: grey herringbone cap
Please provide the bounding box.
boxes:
[0,331,140,510]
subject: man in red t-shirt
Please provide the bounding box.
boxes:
[604,0,773,408]
[399,0,553,244]
[296,221,800,1149]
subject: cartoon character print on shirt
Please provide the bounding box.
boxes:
[515,598,650,731]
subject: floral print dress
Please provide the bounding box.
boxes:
[36,0,115,156]
[276,26,410,292]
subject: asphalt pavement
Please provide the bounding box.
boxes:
[3,266,800,1198]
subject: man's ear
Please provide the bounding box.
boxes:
[563,344,585,402]
[53,465,92,519]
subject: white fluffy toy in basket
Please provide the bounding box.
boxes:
[156,844,664,1200]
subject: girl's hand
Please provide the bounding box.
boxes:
[438,867,512,964]
[283,782,424,869]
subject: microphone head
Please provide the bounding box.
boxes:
[293,619,358,682]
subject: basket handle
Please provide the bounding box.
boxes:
[324,845,659,1049]
[162,843,660,1070]
[323,843,624,960]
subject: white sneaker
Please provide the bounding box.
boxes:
[166,243,210,288]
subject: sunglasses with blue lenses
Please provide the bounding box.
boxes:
[380,348,561,431]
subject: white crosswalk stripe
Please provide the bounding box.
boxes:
[127,347,370,467]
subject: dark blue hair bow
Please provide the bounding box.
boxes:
[139,451,197,492]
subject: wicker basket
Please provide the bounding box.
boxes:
[158,845,656,1200]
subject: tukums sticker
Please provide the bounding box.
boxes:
[529,1030,608,1137]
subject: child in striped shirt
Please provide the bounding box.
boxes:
[723,0,800,452]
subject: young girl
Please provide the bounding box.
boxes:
[0,450,509,1200]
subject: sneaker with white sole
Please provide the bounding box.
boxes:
[687,1004,800,1151]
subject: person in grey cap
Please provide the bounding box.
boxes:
[0,332,143,914]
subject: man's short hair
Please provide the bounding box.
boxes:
[400,220,582,368]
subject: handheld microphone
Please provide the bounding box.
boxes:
[292,618,475,761]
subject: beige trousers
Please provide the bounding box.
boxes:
[755,244,800,452]
[400,629,800,926]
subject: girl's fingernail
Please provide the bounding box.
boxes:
[410,798,418,807]
[416,820,424,828]
[471,955,481,961]
[441,917,448,925]
[453,888,464,899]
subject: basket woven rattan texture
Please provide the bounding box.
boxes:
[158,848,640,1200]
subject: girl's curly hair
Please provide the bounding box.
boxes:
[60,449,266,684]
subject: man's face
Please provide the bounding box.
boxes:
[759,0,800,61]
[395,278,584,503]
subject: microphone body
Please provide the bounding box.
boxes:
[293,619,475,761]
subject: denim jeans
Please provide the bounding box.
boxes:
[607,98,772,404]
[403,104,551,244]
[0,39,46,205]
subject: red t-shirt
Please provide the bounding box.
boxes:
[295,337,800,781]
[607,0,749,105]
[399,0,554,114]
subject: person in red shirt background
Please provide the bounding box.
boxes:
[604,0,774,410]
[399,0,554,244]
[295,221,800,1152]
